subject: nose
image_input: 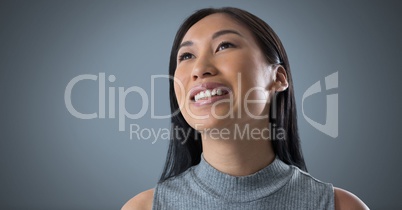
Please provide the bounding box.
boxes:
[191,55,218,81]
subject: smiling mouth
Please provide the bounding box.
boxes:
[191,87,229,102]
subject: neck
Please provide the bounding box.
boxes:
[201,122,275,176]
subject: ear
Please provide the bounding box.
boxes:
[269,65,288,92]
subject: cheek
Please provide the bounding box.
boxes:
[236,61,269,96]
[240,80,270,118]
[241,77,269,101]
[238,67,271,117]
[173,70,188,108]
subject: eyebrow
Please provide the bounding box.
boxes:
[178,29,243,50]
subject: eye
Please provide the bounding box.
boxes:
[216,41,236,52]
[178,52,195,62]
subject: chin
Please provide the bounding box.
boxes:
[189,118,230,132]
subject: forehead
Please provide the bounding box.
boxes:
[182,13,253,42]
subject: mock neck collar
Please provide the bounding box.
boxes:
[191,154,294,202]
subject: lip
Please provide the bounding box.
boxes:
[189,82,232,106]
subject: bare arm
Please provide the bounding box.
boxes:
[121,189,154,210]
[334,187,369,210]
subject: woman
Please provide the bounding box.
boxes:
[123,7,368,210]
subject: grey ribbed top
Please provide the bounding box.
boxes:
[153,155,334,209]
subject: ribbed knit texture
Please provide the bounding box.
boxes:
[153,155,334,209]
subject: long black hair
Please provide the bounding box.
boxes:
[159,7,306,182]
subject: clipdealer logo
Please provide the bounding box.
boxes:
[64,71,338,140]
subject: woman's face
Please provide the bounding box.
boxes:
[174,13,278,131]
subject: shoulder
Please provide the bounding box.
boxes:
[121,188,154,210]
[291,168,369,209]
[334,187,369,210]
[291,166,333,191]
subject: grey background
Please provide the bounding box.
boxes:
[1,0,401,209]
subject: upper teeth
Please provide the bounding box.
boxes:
[194,88,224,102]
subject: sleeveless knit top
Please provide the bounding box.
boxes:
[153,156,334,210]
